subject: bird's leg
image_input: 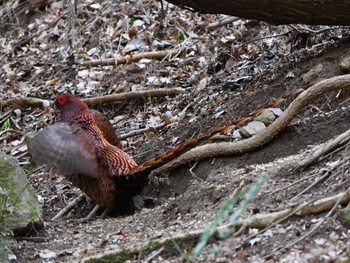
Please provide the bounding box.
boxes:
[100,196,137,218]
[79,205,100,222]
[100,205,112,218]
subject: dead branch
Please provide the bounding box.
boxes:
[83,189,350,262]
[207,16,240,30]
[270,128,350,198]
[0,129,22,137]
[265,190,349,258]
[52,194,86,221]
[151,75,350,176]
[1,88,184,111]
[0,97,51,110]
[82,88,185,106]
[295,128,350,169]
[120,123,166,140]
[236,191,350,229]
[80,49,182,67]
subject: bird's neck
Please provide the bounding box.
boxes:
[61,108,108,147]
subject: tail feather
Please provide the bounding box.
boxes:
[131,90,305,174]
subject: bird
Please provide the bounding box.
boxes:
[27,90,277,220]
[27,93,143,220]
[26,93,239,220]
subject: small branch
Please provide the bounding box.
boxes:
[0,109,13,126]
[83,190,350,262]
[0,97,50,110]
[120,123,166,140]
[80,49,182,67]
[82,88,185,106]
[290,168,332,201]
[1,89,184,111]
[267,173,316,196]
[52,194,86,221]
[264,189,349,258]
[239,30,293,48]
[288,25,339,35]
[15,236,50,242]
[0,129,22,137]
[295,128,350,170]
[207,16,240,30]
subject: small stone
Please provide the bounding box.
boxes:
[239,121,266,138]
[285,71,295,78]
[302,63,323,84]
[6,71,16,80]
[340,55,350,73]
[39,43,48,51]
[253,109,276,125]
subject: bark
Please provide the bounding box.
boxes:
[166,0,350,25]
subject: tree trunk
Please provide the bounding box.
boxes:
[166,0,350,25]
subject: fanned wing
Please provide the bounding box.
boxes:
[26,122,101,178]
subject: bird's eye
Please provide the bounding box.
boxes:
[57,94,68,105]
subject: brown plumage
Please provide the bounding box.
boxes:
[91,110,122,149]
[28,92,254,220]
[27,93,141,218]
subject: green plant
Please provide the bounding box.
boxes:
[178,31,185,42]
[1,119,11,130]
[129,17,136,26]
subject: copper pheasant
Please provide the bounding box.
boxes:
[28,92,261,220]
[27,93,143,219]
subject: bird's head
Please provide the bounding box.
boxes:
[56,93,91,122]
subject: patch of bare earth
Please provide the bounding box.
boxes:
[1,0,350,262]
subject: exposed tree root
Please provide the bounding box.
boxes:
[151,74,350,176]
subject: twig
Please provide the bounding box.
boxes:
[239,30,293,48]
[0,97,50,110]
[267,173,316,196]
[242,196,321,243]
[80,49,182,67]
[1,89,184,111]
[264,189,349,258]
[207,16,240,30]
[144,247,164,263]
[288,25,340,35]
[15,236,50,242]
[189,162,203,181]
[52,194,86,221]
[0,109,13,122]
[120,123,166,140]
[83,190,350,262]
[293,128,350,170]
[83,88,185,106]
[0,128,22,137]
[290,168,332,201]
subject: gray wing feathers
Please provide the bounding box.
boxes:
[26,122,100,178]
